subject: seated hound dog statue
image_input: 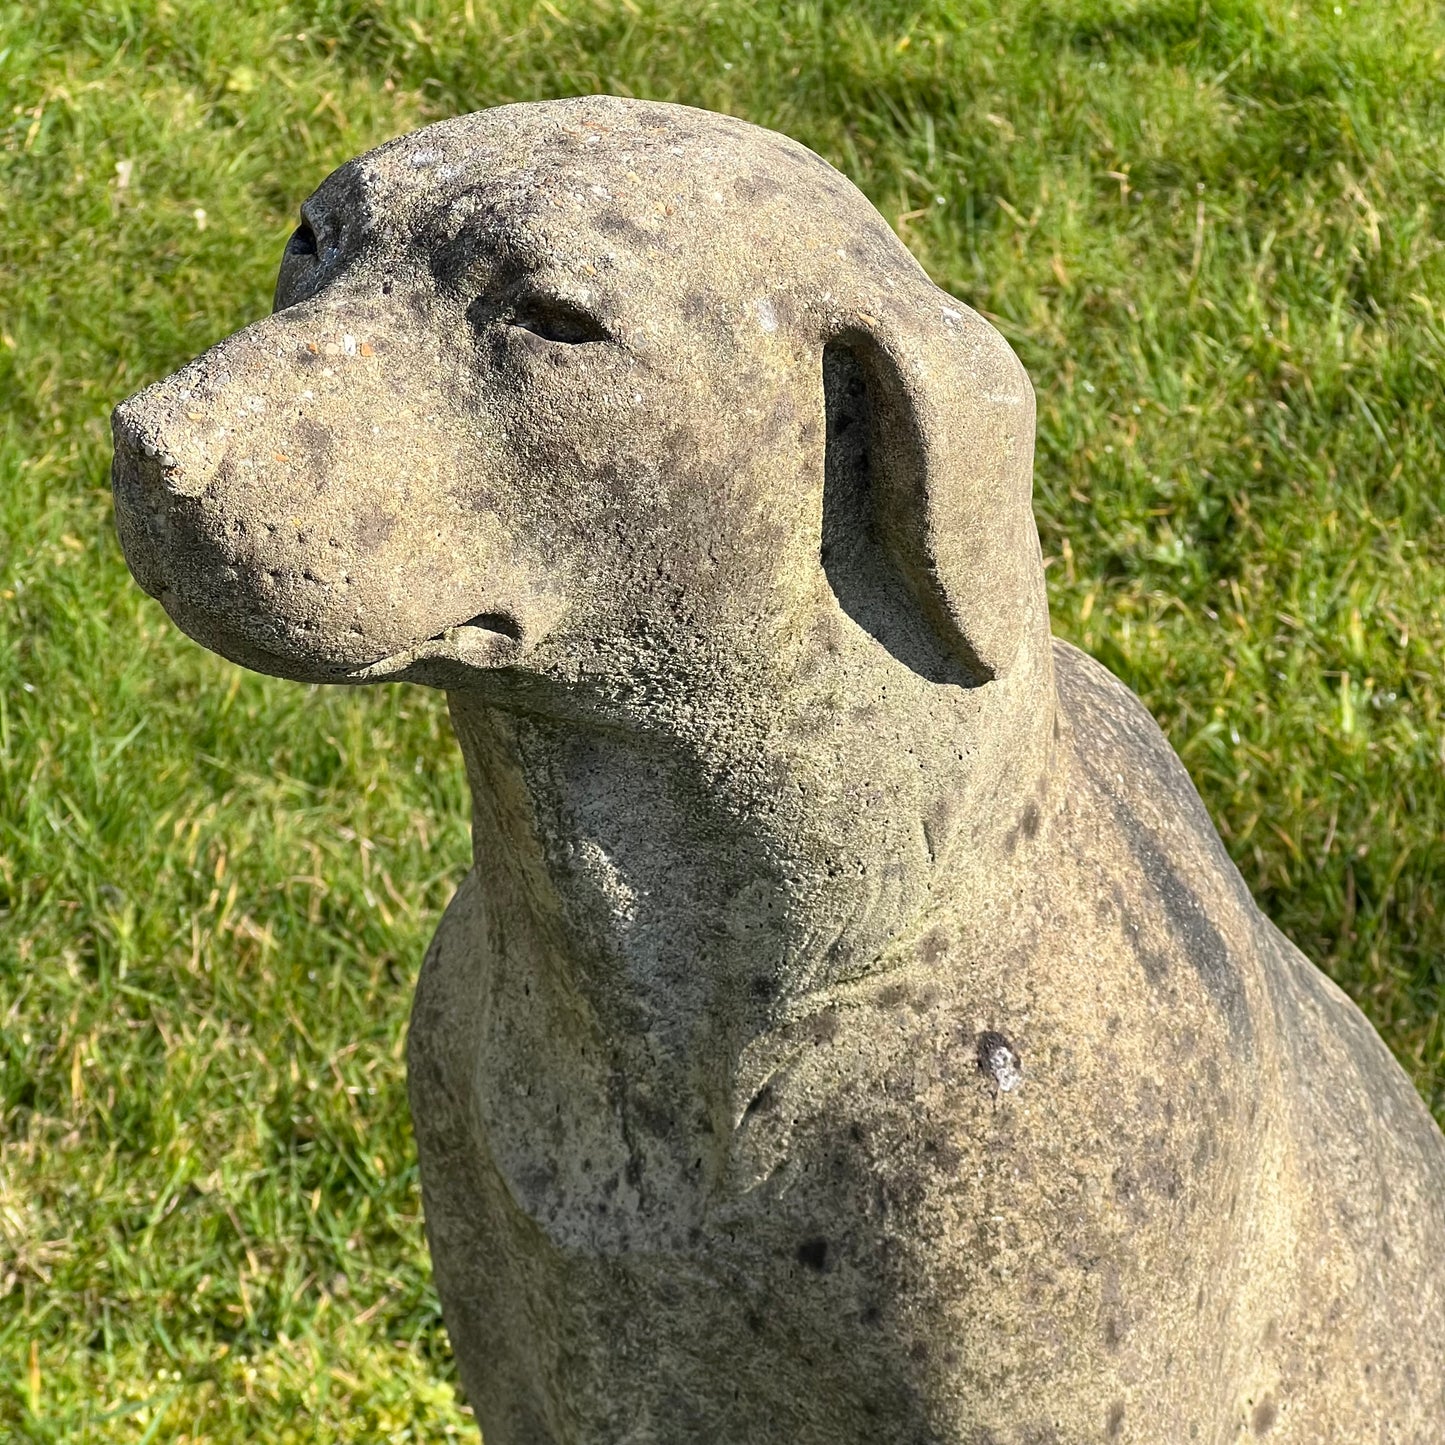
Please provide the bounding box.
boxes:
[112,96,1445,1444]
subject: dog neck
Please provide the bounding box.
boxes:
[444,628,1056,1110]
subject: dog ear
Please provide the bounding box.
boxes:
[821,296,1047,687]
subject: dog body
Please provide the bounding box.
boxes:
[112,98,1445,1443]
[411,651,1445,1445]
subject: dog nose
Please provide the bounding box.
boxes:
[111,393,224,502]
[111,390,230,601]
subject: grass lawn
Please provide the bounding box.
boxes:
[2,0,1443,1438]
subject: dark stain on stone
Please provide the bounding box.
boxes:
[1114,885,1169,987]
[919,927,948,965]
[290,416,335,477]
[732,171,787,203]
[680,290,713,323]
[1251,1395,1277,1434]
[926,793,954,845]
[921,1129,962,1174]
[1126,808,1245,1031]
[911,983,941,1013]
[1192,1127,1216,1172]
[354,509,397,552]
[806,1008,839,1045]
[1063,658,1252,1044]
[796,1237,829,1271]
[1020,800,1041,839]
[594,207,656,249]
[1106,1400,1126,1438]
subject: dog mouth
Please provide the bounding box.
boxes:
[344,611,525,680]
[152,585,528,686]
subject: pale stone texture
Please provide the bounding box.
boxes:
[111,97,1445,1443]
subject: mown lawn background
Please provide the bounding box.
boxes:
[2,0,1442,1438]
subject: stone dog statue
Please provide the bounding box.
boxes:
[111,97,1444,1442]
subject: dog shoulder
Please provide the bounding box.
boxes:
[1051,636,1245,887]
[1049,637,1268,1044]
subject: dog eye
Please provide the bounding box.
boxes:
[287,219,319,258]
[509,297,609,345]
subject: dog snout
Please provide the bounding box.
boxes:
[111,390,235,603]
[111,392,225,503]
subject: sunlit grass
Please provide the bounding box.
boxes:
[2,0,1443,1437]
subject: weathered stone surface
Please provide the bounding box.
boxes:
[111,97,1445,1443]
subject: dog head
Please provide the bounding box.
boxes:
[112,96,1048,728]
